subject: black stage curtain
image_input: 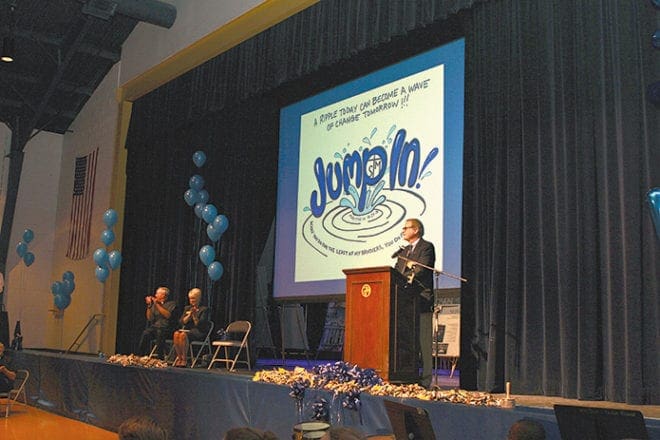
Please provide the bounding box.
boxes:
[118,0,658,404]
[462,1,659,404]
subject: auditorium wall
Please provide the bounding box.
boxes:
[0,0,275,353]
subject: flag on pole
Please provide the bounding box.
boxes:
[65,148,99,260]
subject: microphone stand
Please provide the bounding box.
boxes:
[395,255,467,389]
[395,255,468,283]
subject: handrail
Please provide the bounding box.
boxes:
[66,314,104,354]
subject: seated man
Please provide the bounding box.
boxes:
[0,342,16,393]
[137,286,176,359]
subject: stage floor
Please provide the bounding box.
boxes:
[254,356,660,419]
[8,350,660,439]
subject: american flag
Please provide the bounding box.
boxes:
[65,148,99,260]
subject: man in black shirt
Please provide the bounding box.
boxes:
[137,286,176,359]
[0,342,16,393]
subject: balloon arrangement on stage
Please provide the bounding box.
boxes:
[15,228,35,267]
[184,150,228,282]
[51,270,76,311]
[94,208,122,283]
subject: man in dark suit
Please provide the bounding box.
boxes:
[395,218,436,388]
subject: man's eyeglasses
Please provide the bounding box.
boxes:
[402,226,414,230]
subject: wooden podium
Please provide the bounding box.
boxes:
[342,266,419,382]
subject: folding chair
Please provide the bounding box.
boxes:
[189,320,214,368]
[208,320,251,371]
[148,339,175,362]
[0,369,29,417]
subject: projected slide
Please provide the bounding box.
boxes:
[275,39,464,300]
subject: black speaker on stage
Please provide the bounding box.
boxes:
[0,311,9,347]
[554,404,649,440]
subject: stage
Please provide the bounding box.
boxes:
[9,350,660,439]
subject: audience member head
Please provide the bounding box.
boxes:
[506,418,546,440]
[0,341,5,356]
[321,426,367,440]
[223,426,279,440]
[118,415,168,440]
[188,287,202,306]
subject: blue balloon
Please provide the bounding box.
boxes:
[93,248,109,267]
[103,209,118,228]
[62,270,75,281]
[108,250,122,270]
[23,229,34,243]
[213,214,229,234]
[193,150,207,168]
[184,188,199,206]
[23,252,35,267]
[62,279,75,295]
[194,203,206,219]
[198,189,210,204]
[51,281,63,295]
[202,204,218,224]
[16,241,27,258]
[54,293,72,310]
[199,245,215,266]
[207,261,224,281]
[95,266,110,283]
[206,224,220,242]
[100,229,115,246]
[189,174,205,191]
[647,187,660,241]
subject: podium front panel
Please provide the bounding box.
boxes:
[343,267,418,383]
[344,269,390,377]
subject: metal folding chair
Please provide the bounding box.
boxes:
[189,320,214,368]
[0,369,29,417]
[148,339,175,362]
[207,320,251,371]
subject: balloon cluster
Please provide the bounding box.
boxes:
[15,229,35,267]
[289,378,310,420]
[647,187,660,241]
[312,361,379,418]
[289,379,310,401]
[341,387,362,411]
[312,361,383,387]
[51,271,75,310]
[93,209,122,283]
[311,397,330,422]
[183,150,228,282]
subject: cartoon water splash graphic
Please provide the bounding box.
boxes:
[303,125,438,255]
[339,181,387,216]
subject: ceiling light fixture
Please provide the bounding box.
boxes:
[1,36,14,63]
[2,1,16,63]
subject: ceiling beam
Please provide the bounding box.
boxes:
[25,17,96,144]
[0,98,77,120]
[82,0,176,28]
[77,43,120,62]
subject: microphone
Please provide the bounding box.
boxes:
[407,271,415,284]
[391,246,406,259]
